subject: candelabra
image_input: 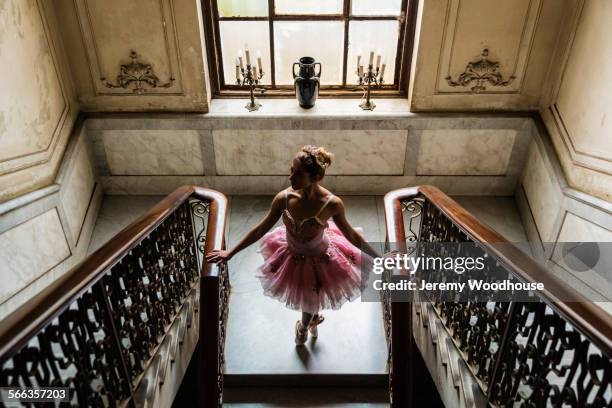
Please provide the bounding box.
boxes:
[235,46,264,111]
[356,51,386,111]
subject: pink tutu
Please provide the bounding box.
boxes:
[256,216,364,314]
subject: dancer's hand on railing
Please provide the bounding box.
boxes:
[205,249,232,264]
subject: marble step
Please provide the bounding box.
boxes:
[223,385,389,406]
[224,373,387,387]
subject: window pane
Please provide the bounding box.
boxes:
[274,21,344,85]
[352,0,403,15]
[347,20,399,84]
[275,0,343,15]
[219,21,271,85]
[217,0,268,17]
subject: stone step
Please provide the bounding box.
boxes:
[223,384,389,406]
[224,373,388,388]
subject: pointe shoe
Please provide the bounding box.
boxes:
[308,314,325,338]
[295,320,308,345]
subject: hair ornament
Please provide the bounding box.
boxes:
[315,155,329,169]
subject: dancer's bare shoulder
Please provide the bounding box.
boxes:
[324,191,345,215]
[269,189,288,213]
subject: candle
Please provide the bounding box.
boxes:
[369,51,374,66]
[238,54,244,70]
[245,44,251,66]
[358,64,363,76]
[256,51,262,72]
[380,63,386,79]
[252,66,257,77]
[356,55,361,72]
[376,54,381,69]
[235,59,240,81]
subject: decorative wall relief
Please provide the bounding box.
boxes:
[445,48,515,93]
[101,51,175,94]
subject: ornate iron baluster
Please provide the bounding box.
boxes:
[392,194,612,407]
[400,197,425,255]
[384,196,427,406]
[417,199,513,393]
[217,261,231,406]
[103,202,199,385]
[490,302,612,407]
[1,190,227,408]
[190,200,211,256]
[0,286,132,406]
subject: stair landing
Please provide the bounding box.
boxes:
[224,196,388,379]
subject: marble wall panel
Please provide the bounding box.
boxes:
[60,137,96,244]
[416,129,516,175]
[557,212,612,243]
[103,130,204,175]
[551,212,612,300]
[0,209,71,304]
[521,141,562,241]
[0,120,104,318]
[212,130,408,175]
[85,113,534,195]
[515,119,612,304]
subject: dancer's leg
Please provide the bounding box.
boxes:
[301,311,314,328]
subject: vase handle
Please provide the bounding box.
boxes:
[292,62,300,79]
[314,62,322,78]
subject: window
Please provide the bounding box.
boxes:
[202,0,417,97]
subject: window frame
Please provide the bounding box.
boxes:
[201,0,419,98]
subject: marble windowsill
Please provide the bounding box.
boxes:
[207,97,414,118]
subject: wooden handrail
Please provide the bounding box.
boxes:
[0,185,227,361]
[384,185,612,355]
[193,187,228,278]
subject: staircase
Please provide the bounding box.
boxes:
[413,300,487,408]
[2,186,610,407]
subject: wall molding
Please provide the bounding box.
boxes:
[542,0,611,177]
[550,104,612,175]
[0,0,71,176]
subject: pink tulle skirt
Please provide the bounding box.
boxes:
[256,222,364,314]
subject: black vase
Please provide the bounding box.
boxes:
[293,56,321,109]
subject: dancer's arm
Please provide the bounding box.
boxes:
[206,192,285,263]
[331,198,382,259]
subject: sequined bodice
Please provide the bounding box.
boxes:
[282,191,333,256]
[283,209,327,239]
